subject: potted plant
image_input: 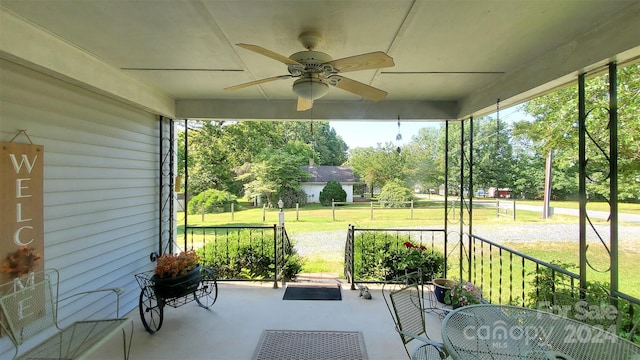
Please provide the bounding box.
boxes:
[152,250,202,299]
[397,241,444,282]
[433,278,457,304]
[446,280,483,308]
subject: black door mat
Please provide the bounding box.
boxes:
[253,330,367,360]
[282,285,342,300]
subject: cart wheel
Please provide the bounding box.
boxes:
[139,286,163,333]
[195,267,218,309]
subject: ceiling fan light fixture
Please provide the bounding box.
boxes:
[293,78,329,100]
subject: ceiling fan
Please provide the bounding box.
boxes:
[224,32,395,111]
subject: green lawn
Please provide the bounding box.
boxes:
[180,199,639,297]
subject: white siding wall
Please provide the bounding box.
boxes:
[0,59,162,351]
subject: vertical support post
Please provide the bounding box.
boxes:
[231,203,234,221]
[459,119,465,281]
[262,204,266,222]
[410,200,414,219]
[159,116,164,256]
[444,121,449,278]
[184,119,189,251]
[578,73,587,294]
[296,203,299,221]
[169,119,175,253]
[468,117,474,281]
[609,62,619,298]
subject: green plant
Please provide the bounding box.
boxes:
[281,252,304,281]
[378,179,413,208]
[526,261,640,344]
[319,180,346,205]
[154,250,200,278]
[195,229,304,281]
[446,281,482,307]
[277,186,307,208]
[353,232,445,282]
[188,189,237,214]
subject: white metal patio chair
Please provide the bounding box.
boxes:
[382,279,450,360]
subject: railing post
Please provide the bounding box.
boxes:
[410,200,414,219]
[348,225,356,290]
[273,224,278,289]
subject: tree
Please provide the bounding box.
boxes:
[186,121,238,195]
[378,179,413,207]
[319,181,347,205]
[178,120,348,198]
[346,143,408,196]
[523,63,640,200]
[403,127,440,192]
[237,149,310,207]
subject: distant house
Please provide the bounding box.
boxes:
[300,166,357,203]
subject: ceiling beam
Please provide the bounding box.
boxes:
[176,99,456,121]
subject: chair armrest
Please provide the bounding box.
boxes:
[59,287,125,317]
[397,329,447,352]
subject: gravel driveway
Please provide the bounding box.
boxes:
[290,224,639,256]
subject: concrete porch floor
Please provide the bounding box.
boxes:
[90,278,446,360]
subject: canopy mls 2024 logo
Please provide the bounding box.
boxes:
[1,141,44,284]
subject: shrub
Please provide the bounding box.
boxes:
[353,232,445,282]
[187,189,237,214]
[527,261,640,344]
[195,229,304,281]
[319,180,346,206]
[378,180,413,207]
[277,187,307,208]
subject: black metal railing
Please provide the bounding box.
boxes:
[184,225,293,288]
[344,225,447,290]
[466,234,640,343]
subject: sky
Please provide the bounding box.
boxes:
[329,106,534,149]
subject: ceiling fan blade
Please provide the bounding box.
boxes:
[236,43,302,66]
[297,97,313,112]
[331,76,388,102]
[224,75,292,91]
[326,51,394,73]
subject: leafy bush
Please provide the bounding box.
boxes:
[527,261,640,344]
[378,179,413,207]
[319,180,347,206]
[277,186,307,208]
[187,189,237,214]
[353,232,445,282]
[196,229,304,281]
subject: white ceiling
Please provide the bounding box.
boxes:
[1,0,639,121]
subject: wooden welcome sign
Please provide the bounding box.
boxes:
[0,141,44,286]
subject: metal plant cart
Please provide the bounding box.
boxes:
[135,265,218,333]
